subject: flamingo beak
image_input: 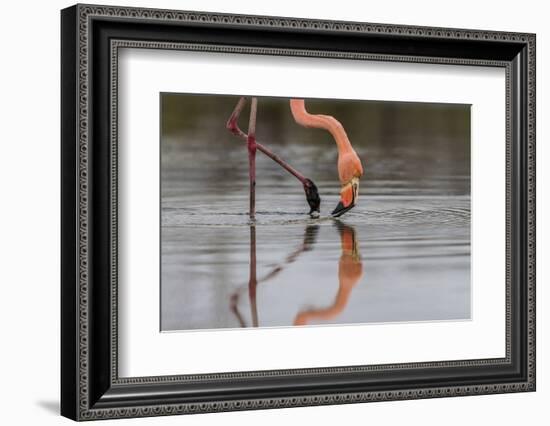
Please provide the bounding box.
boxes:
[332,177,359,217]
[303,178,321,216]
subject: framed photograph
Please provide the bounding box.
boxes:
[61,3,536,421]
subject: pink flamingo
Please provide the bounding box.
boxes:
[226,97,363,218]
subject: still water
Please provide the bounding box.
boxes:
[160,95,471,331]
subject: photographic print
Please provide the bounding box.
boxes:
[160,94,471,332]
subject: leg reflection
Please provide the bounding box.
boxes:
[248,226,258,327]
[230,225,320,327]
[293,221,363,326]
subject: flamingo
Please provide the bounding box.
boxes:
[226,97,363,218]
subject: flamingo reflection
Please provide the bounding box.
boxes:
[293,222,363,326]
[230,222,363,327]
[230,225,320,327]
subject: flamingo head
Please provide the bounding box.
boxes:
[332,176,360,217]
[303,178,321,216]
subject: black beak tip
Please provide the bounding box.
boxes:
[331,202,345,217]
[331,201,354,217]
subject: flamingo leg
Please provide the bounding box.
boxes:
[247,98,258,219]
[227,97,308,181]
[226,97,321,215]
[226,97,248,139]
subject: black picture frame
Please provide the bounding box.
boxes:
[61,3,536,421]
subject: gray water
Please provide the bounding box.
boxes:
[160,95,471,331]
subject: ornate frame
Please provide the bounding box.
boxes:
[61,3,536,421]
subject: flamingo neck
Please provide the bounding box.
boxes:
[289,99,352,154]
